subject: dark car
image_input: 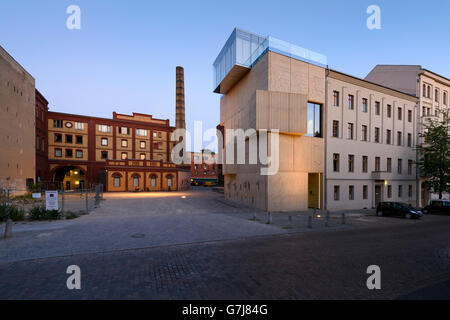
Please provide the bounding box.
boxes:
[376,202,423,219]
[422,200,450,215]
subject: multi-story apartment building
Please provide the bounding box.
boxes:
[35,89,49,183]
[326,70,418,210]
[189,152,219,186]
[366,65,450,205]
[0,46,36,192]
[46,111,190,192]
[213,28,420,212]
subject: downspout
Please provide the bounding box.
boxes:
[324,67,330,210]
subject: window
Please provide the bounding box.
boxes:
[362,98,368,113]
[41,138,45,152]
[398,159,403,174]
[408,185,413,198]
[54,133,62,143]
[408,110,412,122]
[76,150,83,158]
[53,120,63,128]
[363,185,368,200]
[36,136,40,150]
[334,186,340,201]
[136,129,148,136]
[387,185,392,198]
[444,92,448,105]
[75,122,84,130]
[397,131,402,146]
[387,104,392,118]
[150,175,157,187]
[306,102,322,137]
[347,123,354,140]
[101,151,108,159]
[349,186,354,200]
[435,89,439,102]
[348,95,354,110]
[65,149,73,158]
[423,84,426,97]
[98,125,111,133]
[362,156,368,173]
[140,153,146,160]
[76,136,83,144]
[140,141,146,149]
[121,139,128,147]
[375,127,380,143]
[398,185,403,198]
[54,149,62,157]
[66,135,73,144]
[386,130,392,144]
[332,121,339,138]
[375,101,380,115]
[167,175,173,188]
[361,125,368,141]
[113,174,121,187]
[333,91,340,106]
[101,138,108,146]
[398,107,402,120]
[408,160,413,175]
[348,155,354,172]
[375,157,381,172]
[333,154,340,172]
[121,152,128,160]
[120,127,129,135]
[408,133,412,147]
[386,158,392,173]
[427,86,431,98]
[133,176,140,188]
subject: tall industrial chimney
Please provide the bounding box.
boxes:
[176,66,186,130]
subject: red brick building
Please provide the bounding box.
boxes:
[189,152,219,186]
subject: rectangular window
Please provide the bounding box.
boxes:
[65,149,73,158]
[333,91,340,106]
[408,185,413,198]
[387,158,392,173]
[408,133,412,147]
[54,133,62,143]
[348,155,354,172]
[387,104,392,118]
[362,156,368,173]
[334,186,340,201]
[398,107,402,120]
[306,102,322,137]
[55,148,62,157]
[398,159,403,174]
[398,185,403,198]
[362,125,368,141]
[375,102,380,115]
[387,185,392,198]
[408,110,412,122]
[101,138,108,146]
[362,98,368,113]
[53,120,63,128]
[41,138,45,152]
[347,123,354,140]
[76,136,83,144]
[375,127,380,143]
[98,125,111,133]
[375,157,381,172]
[66,134,73,144]
[120,127,129,135]
[349,186,354,200]
[76,150,83,158]
[101,151,108,159]
[75,122,84,130]
[397,131,402,146]
[140,141,146,149]
[363,185,368,200]
[121,152,128,160]
[386,129,391,144]
[348,95,354,110]
[136,129,148,136]
[36,136,40,150]
[408,160,413,175]
[444,92,448,105]
[332,121,339,138]
[121,139,128,147]
[333,154,340,172]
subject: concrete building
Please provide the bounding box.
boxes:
[213,29,420,212]
[0,46,36,191]
[366,65,450,205]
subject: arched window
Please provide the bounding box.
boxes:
[167,174,173,188]
[427,86,431,98]
[113,173,122,187]
[132,174,140,188]
[150,174,157,187]
[423,84,426,96]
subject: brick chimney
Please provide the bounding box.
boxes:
[176,66,186,130]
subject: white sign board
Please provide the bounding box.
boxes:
[32,193,42,199]
[45,191,59,211]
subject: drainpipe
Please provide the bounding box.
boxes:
[415,77,420,208]
[324,67,330,210]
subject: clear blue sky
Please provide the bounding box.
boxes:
[1,0,449,151]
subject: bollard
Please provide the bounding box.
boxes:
[308,215,312,229]
[252,211,257,221]
[4,218,12,238]
[313,208,317,218]
[342,212,346,225]
[266,212,272,224]
[61,189,65,219]
[85,189,89,214]
[325,210,330,227]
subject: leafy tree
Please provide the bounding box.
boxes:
[416,110,450,199]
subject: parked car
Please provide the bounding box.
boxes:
[422,200,450,215]
[376,202,423,219]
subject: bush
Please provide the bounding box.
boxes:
[29,205,61,221]
[0,204,25,222]
[64,211,79,220]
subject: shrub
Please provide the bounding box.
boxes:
[29,205,61,221]
[0,204,25,222]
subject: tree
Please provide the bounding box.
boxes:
[416,110,450,199]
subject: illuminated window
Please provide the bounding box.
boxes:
[121,139,128,147]
[136,129,148,136]
[140,141,146,149]
[121,152,127,160]
[98,125,111,133]
[140,153,146,160]
[75,122,84,130]
[101,138,108,146]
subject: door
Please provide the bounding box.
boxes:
[66,181,71,190]
[375,185,382,206]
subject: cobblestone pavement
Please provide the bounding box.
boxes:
[1,215,449,300]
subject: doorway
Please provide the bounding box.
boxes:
[308,173,322,209]
[375,185,382,206]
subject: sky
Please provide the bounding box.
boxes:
[1,0,449,151]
